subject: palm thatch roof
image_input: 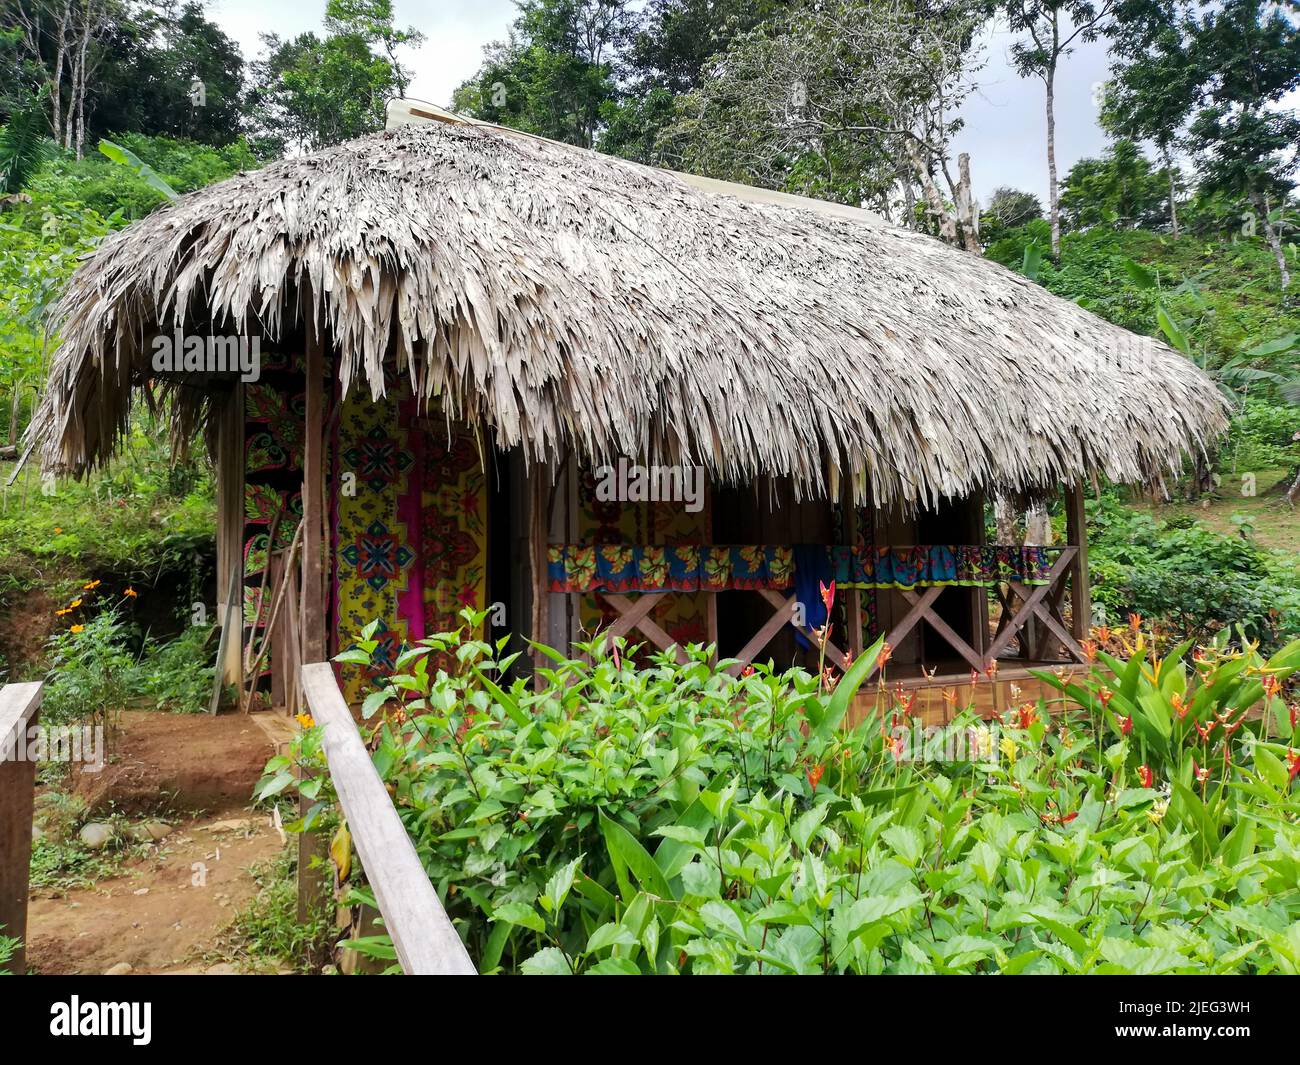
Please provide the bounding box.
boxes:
[29,108,1228,507]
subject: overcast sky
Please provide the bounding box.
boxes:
[207,0,1114,205]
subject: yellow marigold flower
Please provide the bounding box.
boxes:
[295,713,315,729]
[68,599,82,609]
[53,527,63,534]
[83,580,101,590]
[56,608,72,617]
[70,624,84,634]
[123,587,138,598]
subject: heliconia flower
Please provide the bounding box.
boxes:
[1287,749,1300,784]
[1118,715,1133,736]
[819,580,836,613]
[1192,758,1211,784]
[1098,687,1114,709]
[1290,702,1298,732]
[1138,764,1154,788]
[942,687,958,706]
[1171,691,1189,720]
[883,736,905,761]
[1195,721,1214,742]
[877,641,893,668]
[806,764,825,791]
[1262,674,1282,700]
[1015,703,1038,730]
[1096,624,1112,643]
[1128,612,1142,634]
[741,665,754,678]
[821,666,838,692]
[1081,639,1099,663]
[986,659,999,680]
[1060,811,1079,825]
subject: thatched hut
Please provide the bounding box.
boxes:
[28,100,1228,716]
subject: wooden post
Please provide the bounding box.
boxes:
[301,664,476,974]
[529,464,550,688]
[0,682,41,974]
[298,325,327,921]
[302,327,326,665]
[1065,482,1092,641]
[214,385,244,691]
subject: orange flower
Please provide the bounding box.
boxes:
[819,580,836,614]
[1138,764,1154,788]
[883,735,906,761]
[1117,714,1133,736]
[821,666,838,692]
[53,527,62,534]
[295,713,314,729]
[806,764,825,792]
[1287,749,1300,784]
[55,608,72,617]
[1171,691,1190,720]
[123,586,138,599]
[740,665,755,678]
[1128,612,1142,634]
[1081,639,1099,663]
[986,659,999,680]
[1015,703,1038,730]
[1098,687,1114,709]
[83,580,101,590]
[69,624,84,634]
[68,599,82,609]
[1262,674,1282,700]
[877,641,893,668]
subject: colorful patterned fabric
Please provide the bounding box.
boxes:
[574,467,712,648]
[242,364,308,685]
[830,544,1054,588]
[331,376,489,702]
[548,544,794,593]
[547,543,1052,594]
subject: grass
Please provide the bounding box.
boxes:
[203,848,335,974]
[1140,468,1300,555]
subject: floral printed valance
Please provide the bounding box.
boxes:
[547,544,1055,594]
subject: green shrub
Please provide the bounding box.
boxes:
[263,614,1300,975]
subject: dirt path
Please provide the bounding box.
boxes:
[27,808,285,974]
[25,709,298,975]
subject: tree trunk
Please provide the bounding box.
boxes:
[1045,63,1060,261]
[1023,503,1053,547]
[906,139,960,248]
[955,153,982,254]
[7,384,20,448]
[1253,192,1292,291]
[50,0,72,146]
[994,497,1020,545]
[1288,466,1300,507]
[1161,144,1179,239]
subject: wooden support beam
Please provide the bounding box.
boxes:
[895,587,985,673]
[528,467,550,687]
[301,664,476,975]
[757,589,850,670]
[986,550,1079,661]
[214,385,244,692]
[600,594,689,664]
[0,682,41,974]
[1065,482,1092,641]
[302,327,326,666]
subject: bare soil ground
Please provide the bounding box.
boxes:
[25,709,297,975]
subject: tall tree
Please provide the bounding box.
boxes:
[453,1,634,149]
[1000,0,1116,259]
[1059,138,1170,230]
[666,0,988,243]
[250,0,421,153]
[1101,3,1199,237]
[1183,0,1299,291]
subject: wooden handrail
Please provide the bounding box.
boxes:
[0,681,43,974]
[300,663,476,975]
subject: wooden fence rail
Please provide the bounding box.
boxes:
[300,663,476,975]
[0,681,42,974]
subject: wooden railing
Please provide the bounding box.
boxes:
[0,681,42,974]
[299,663,476,975]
